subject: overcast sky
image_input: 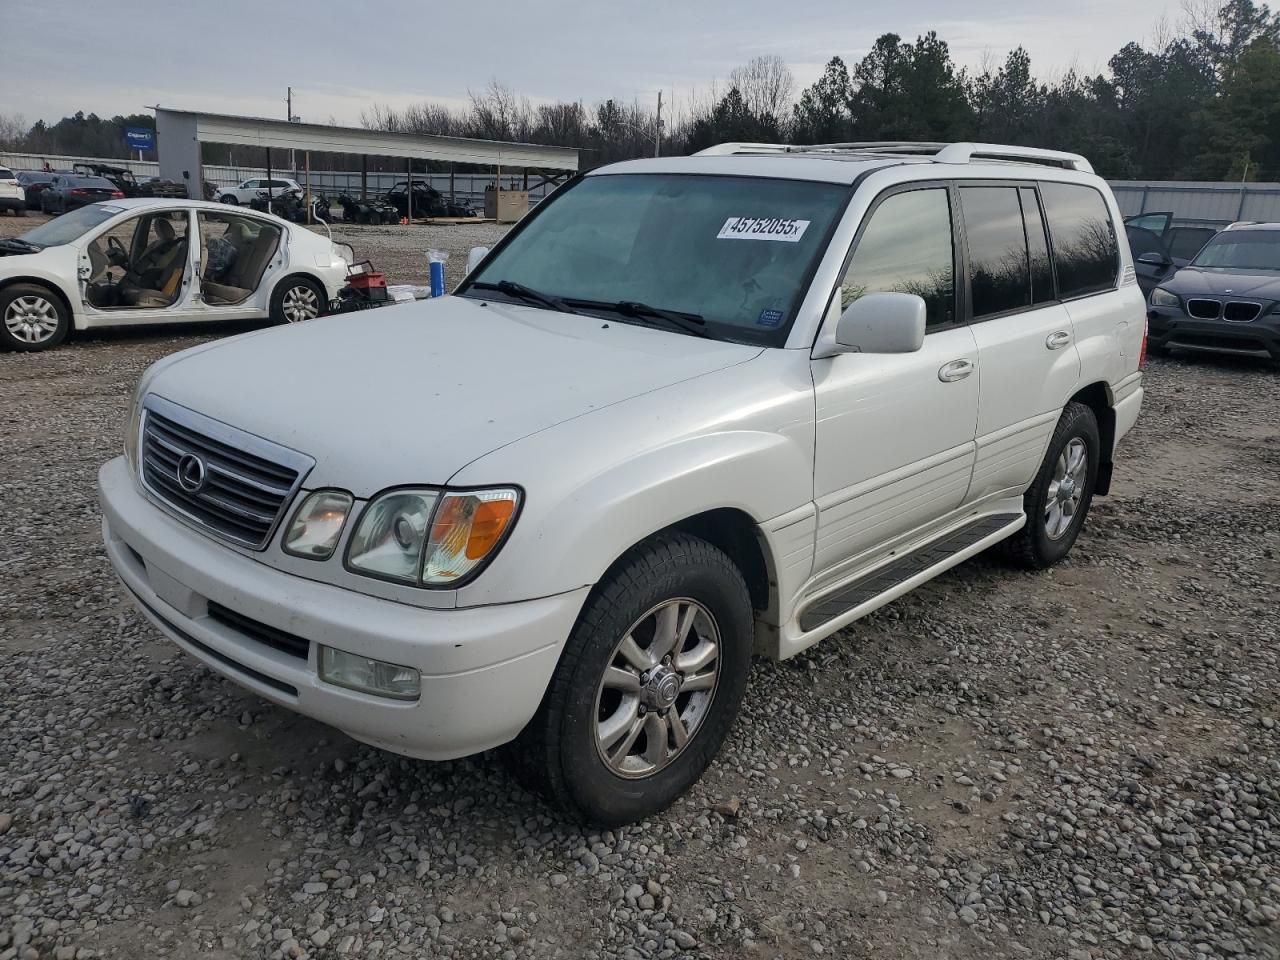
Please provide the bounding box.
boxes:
[8,0,1180,128]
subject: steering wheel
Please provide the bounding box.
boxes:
[106,235,129,267]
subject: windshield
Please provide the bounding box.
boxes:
[18,205,121,248]
[463,173,849,344]
[1192,231,1280,271]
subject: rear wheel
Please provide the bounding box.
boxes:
[1006,401,1100,568]
[1,283,70,351]
[507,532,753,825]
[270,277,324,324]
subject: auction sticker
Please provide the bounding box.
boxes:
[717,216,810,242]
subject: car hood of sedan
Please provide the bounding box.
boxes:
[147,295,763,496]
[1164,267,1280,298]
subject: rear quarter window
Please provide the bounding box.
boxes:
[1041,182,1120,299]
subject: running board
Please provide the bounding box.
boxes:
[796,513,1024,633]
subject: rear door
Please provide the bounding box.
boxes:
[961,183,1081,504]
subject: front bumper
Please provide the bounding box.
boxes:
[1148,306,1280,360]
[98,456,588,760]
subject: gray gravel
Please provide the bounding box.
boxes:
[1,211,1278,959]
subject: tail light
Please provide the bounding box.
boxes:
[1138,318,1149,369]
[110,191,125,198]
[69,189,87,196]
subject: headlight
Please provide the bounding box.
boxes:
[283,490,353,559]
[123,380,147,471]
[1149,287,1180,307]
[318,645,420,700]
[346,489,438,584]
[421,488,520,586]
[345,486,520,587]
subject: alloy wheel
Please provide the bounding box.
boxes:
[1045,437,1088,540]
[593,598,721,779]
[281,285,320,322]
[4,295,59,344]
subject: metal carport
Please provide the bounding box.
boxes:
[154,107,579,204]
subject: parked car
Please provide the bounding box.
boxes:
[97,141,1145,825]
[1124,212,1221,297]
[16,170,59,209]
[1146,221,1280,361]
[218,177,303,205]
[72,162,187,200]
[39,175,124,214]
[0,166,23,217]
[0,198,351,350]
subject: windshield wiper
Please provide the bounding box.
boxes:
[0,238,40,252]
[573,299,711,338]
[471,280,580,314]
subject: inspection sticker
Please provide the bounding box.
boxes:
[717,216,810,242]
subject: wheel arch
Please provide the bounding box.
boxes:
[594,507,780,654]
[0,275,78,331]
[269,271,329,311]
[1068,381,1116,495]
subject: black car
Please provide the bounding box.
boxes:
[385,180,474,218]
[16,171,60,210]
[39,175,124,214]
[1147,223,1280,361]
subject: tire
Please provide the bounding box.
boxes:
[269,277,324,324]
[14,208,25,218]
[220,195,238,205]
[506,531,753,826]
[0,283,70,351]
[1005,401,1100,569]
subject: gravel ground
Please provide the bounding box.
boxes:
[2,210,1280,960]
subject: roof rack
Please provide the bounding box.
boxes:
[694,140,1095,174]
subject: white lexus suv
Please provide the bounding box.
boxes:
[99,141,1146,825]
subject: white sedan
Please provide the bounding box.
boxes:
[0,198,352,351]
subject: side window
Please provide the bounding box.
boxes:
[840,187,955,328]
[1020,188,1055,304]
[1041,182,1120,299]
[959,186,1029,318]
[1126,225,1169,261]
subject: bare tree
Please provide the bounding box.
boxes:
[0,113,27,150]
[728,55,796,120]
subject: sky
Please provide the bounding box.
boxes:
[5,0,1182,129]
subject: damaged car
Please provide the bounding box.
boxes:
[0,198,351,350]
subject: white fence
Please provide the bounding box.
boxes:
[0,151,554,206]
[1110,179,1280,226]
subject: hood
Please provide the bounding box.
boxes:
[148,295,762,496]
[1164,266,1280,299]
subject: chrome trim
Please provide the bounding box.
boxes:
[139,394,314,550]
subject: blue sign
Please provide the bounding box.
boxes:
[125,127,155,152]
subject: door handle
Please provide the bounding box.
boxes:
[938,358,975,382]
[1046,330,1072,350]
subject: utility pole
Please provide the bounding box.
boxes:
[655,91,663,158]
[287,87,295,176]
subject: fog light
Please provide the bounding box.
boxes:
[318,646,420,701]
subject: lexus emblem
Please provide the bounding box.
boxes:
[176,453,207,493]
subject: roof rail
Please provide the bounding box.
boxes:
[693,142,796,156]
[696,140,1095,173]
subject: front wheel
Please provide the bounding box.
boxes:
[507,532,753,826]
[220,194,238,205]
[270,277,324,324]
[1,283,70,351]
[1006,401,1100,568]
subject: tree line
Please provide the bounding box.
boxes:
[3,0,1279,181]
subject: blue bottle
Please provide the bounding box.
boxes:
[429,260,445,298]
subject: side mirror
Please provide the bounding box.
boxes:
[466,246,490,274]
[1136,251,1172,267]
[819,292,927,356]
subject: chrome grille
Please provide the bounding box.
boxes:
[1224,301,1262,322]
[1187,298,1220,319]
[139,395,313,549]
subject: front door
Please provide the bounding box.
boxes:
[79,210,195,319]
[812,184,981,577]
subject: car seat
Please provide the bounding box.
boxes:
[201,222,282,305]
[120,219,189,308]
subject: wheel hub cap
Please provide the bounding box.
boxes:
[5,295,59,344]
[644,665,681,711]
[1045,437,1088,540]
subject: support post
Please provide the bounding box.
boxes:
[305,151,312,225]
[407,158,413,222]
[360,155,368,200]
[266,148,272,208]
